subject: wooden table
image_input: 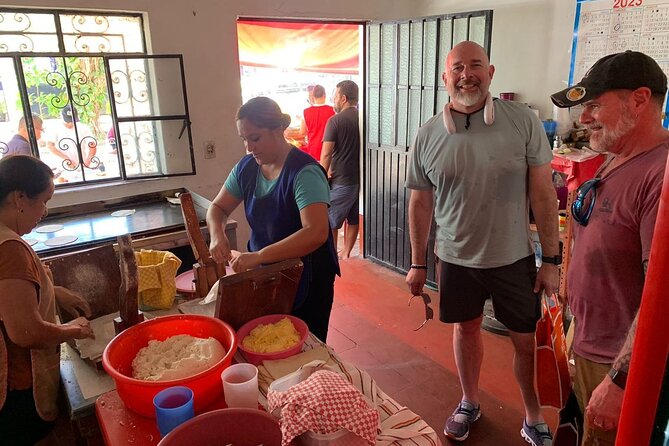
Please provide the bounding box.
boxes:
[95,335,441,446]
[59,307,182,442]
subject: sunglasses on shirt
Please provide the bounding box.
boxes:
[571,178,602,226]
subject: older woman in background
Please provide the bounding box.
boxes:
[0,155,94,445]
[207,97,339,342]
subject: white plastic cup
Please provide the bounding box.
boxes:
[221,363,259,408]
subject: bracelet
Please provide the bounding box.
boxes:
[410,264,428,270]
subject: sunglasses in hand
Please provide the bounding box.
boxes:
[408,292,434,331]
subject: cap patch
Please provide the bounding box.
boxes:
[566,87,586,102]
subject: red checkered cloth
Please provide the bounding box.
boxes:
[267,370,379,446]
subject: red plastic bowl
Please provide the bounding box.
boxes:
[157,408,281,446]
[102,314,237,418]
[236,314,308,365]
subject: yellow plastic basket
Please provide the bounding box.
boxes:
[135,249,182,310]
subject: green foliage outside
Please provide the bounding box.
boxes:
[20,56,110,139]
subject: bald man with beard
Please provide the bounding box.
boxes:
[406,41,559,445]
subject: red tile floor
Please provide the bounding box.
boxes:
[328,254,558,445]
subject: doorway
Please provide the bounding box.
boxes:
[236,19,363,142]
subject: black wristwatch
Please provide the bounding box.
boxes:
[608,367,628,390]
[541,254,562,265]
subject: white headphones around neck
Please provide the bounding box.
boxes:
[442,93,495,134]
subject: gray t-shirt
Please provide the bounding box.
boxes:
[406,99,552,268]
[323,107,360,186]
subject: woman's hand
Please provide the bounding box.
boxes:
[229,250,262,273]
[209,233,232,263]
[206,186,242,263]
[65,317,95,340]
[55,287,92,318]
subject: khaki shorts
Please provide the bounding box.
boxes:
[573,354,618,446]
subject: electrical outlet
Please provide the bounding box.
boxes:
[204,140,216,159]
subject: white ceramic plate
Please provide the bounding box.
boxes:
[23,238,38,246]
[35,224,64,233]
[166,197,181,205]
[111,209,136,217]
[43,235,78,247]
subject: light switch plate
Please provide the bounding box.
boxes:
[204,140,216,159]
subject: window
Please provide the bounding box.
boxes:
[0,9,195,186]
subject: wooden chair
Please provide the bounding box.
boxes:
[179,192,227,299]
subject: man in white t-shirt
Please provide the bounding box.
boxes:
[46,107,97,170]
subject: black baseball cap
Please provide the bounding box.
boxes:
[61,107,77,123]
[551,51,667,108]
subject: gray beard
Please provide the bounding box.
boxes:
[590,107,635,152]
[453,89,483,107]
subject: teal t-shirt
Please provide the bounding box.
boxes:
[225,163,330,210]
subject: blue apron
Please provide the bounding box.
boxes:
[237,148,339,308]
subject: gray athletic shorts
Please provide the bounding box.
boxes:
[328,183,359,229]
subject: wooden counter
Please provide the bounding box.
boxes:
[26,188,237,259]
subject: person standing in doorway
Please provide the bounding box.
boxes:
[321,80,360,259]
[301,85,335,161]
[405,41,559,445]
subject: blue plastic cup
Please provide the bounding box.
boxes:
[153,386,194,437]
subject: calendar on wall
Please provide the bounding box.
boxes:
[571,0,669,127]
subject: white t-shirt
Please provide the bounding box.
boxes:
[406,99,552,268]
[46,122,95,162]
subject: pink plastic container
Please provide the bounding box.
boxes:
[157,408,281,446]
[236,314,308,365]
[175,270,196,297]
[102,314,237,418]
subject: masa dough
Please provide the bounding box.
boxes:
[132,334,226,381]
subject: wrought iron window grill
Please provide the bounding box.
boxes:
[0,9,195,187]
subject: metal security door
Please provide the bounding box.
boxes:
[365,11,493,284]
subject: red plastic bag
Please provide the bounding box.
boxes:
[535,293,571,409]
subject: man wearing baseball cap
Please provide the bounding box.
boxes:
[551,51,668,445]
[46,107,98,171]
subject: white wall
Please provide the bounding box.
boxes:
[421,0,577,119]
[8,0,580,247]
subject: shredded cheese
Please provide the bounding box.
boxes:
[242,317,300,353]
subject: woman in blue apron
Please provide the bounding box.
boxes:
[207,97,339,342]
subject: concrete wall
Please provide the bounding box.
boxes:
[8,0,579,247]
